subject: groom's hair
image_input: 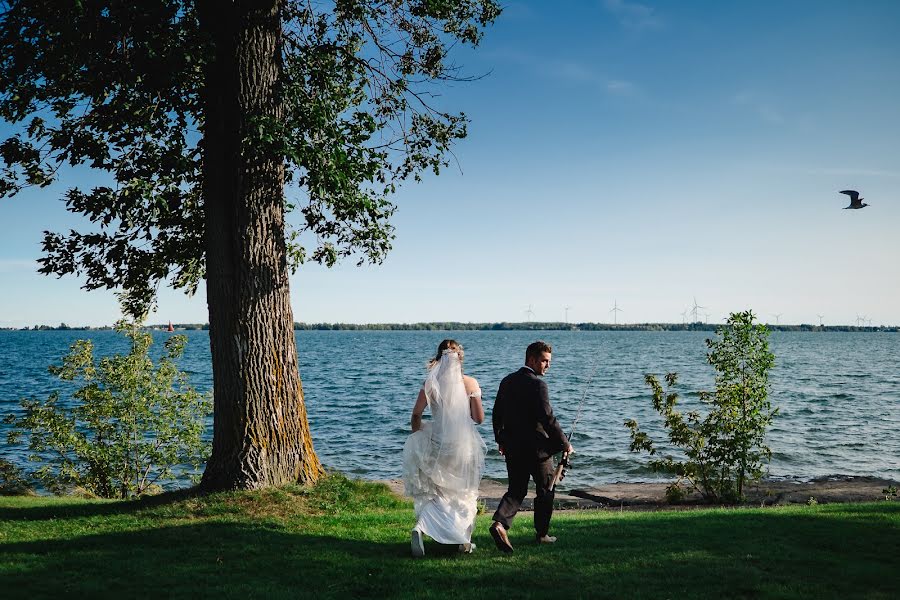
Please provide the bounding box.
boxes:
[526,341,552,360]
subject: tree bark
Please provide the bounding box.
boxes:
[198,0,323,491]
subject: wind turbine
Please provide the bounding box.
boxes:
[771,313,782,325]
[704,312,711,324]
[855,314,864,327]
[610,300,623,325]
[817,314,824,326]
[680,309,688,325]
[524,304,535,322]
[690,297,705,323]
[564,305,571,324]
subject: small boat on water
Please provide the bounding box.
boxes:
[167,321,174,332]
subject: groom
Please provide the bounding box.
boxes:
[489,341,573,553]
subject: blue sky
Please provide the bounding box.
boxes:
[1,1,898,327]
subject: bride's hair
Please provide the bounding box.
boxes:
[428,339,464,369]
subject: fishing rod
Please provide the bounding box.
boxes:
[550,361,598,491]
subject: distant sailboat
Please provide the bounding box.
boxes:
[167,321,174,332]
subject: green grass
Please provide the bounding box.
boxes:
[1,474,899,599]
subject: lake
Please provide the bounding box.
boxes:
[1,329,898,487]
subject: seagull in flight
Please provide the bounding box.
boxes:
[840,190,868,209]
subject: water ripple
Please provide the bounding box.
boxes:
[2,329,899,486]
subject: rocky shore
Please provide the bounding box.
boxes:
[384,475,899,511]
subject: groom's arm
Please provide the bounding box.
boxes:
[536,380,569,453]
[492,381,506,453]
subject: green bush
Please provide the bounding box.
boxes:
[5,319,211,498]
[0,458,32,495]
[625,310,777,503]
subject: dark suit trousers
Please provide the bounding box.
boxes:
[492,453,555,536]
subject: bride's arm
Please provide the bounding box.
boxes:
[410,388,427,432]
[469,394,485,424]
[464,376,485,424]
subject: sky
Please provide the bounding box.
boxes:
[1,1,899,328]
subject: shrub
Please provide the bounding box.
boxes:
[5,319,211,498]
[0,458,32,495]
[625,310,777,503]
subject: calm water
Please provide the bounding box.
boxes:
[1,330,898,486]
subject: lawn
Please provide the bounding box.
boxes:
[1,475,898,599]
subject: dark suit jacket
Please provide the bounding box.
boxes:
[492,367,568,460]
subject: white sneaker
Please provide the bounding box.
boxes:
[411,528,425,558]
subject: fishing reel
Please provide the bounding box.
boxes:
[550,451,571,491]
[559,451,571,480]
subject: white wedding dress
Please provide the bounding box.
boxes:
[402,350,486,545]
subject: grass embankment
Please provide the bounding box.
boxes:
[1,475,898,599]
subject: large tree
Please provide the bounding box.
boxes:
[0,0,500,490]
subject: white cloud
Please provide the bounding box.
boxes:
[802,167,900,178]
[549,62,641,96]
[556,61,597,83]
[498,2,538,20]
[605,79,637,95]
[732,90,785,124]
[488,48,641,97]
[0,259,38,272]
[602,0,664,30]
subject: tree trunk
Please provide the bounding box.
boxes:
[198,0,323,491]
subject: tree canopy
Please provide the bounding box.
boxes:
[1,0,501,490]
[0,0,501,314]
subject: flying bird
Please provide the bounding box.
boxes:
[839,190,868,209]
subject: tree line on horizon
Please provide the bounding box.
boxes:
[6,321,898,333]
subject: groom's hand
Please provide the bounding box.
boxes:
[566,444,575,455]
[498,445,505,456]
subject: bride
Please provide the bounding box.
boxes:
[402,339,486,557]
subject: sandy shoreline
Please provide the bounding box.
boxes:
[383,475,899,510]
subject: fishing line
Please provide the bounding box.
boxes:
[551,358,599,491]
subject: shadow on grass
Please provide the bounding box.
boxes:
[0,487,204,521]
[2,503,899,599]
[2,521,474,599]
[3,525,359,596]
[545,503,900,599]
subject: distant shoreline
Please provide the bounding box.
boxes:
[3,322,898,332]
